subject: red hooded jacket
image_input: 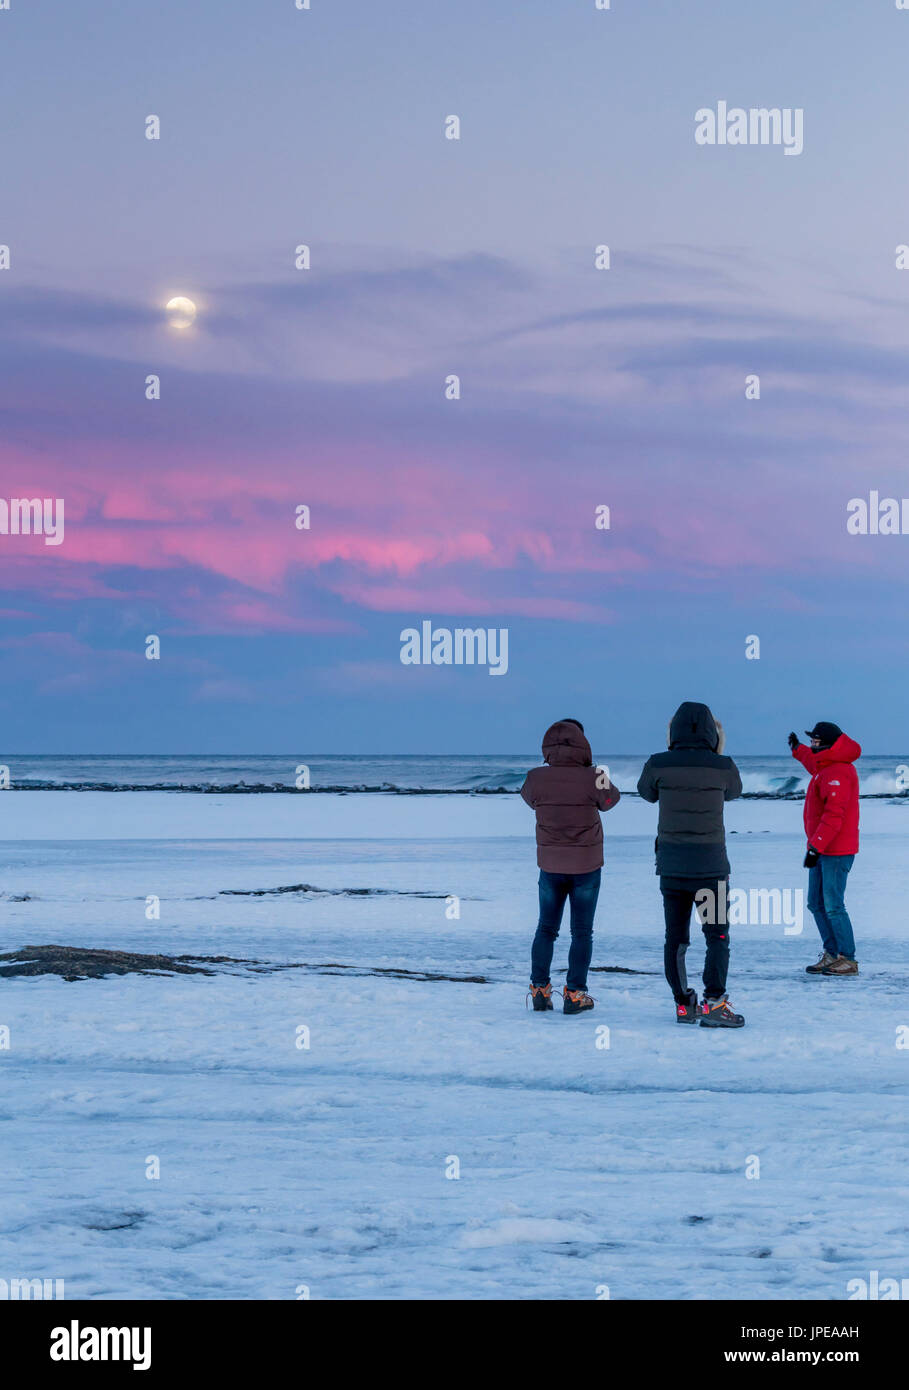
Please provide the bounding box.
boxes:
[521,721,620,873]
[792,734,861,856]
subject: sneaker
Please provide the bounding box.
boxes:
[563,986,595,1015]
[699,994,745,1028]
[822,955,859,976]
[676,988,700,1024]
[806,952,837,974]
[527,982,554,1011]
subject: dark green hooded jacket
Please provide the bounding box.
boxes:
[637,702,742,879]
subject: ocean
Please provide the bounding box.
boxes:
[2,752,908,797]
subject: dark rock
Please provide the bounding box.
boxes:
[0,945,220,982]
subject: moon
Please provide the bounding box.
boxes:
[165,295,197,329]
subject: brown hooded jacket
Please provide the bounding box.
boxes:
[520,721,621,873]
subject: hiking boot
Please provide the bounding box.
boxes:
[700,994,745,1028]
[676,988,701,1024]
[563,986,595,1015]
[822,955,859,976]
[527,982,554,1011]
[806,951,837,974]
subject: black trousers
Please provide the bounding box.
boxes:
[660,877,729,1003]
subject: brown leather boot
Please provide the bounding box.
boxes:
[806,951,837,974]
[822,955,859,976]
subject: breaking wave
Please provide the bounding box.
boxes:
[4,755,907,799]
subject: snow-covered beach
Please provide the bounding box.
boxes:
[1,788,908,1300]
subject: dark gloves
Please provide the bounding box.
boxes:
[788,732,799,750]
[804,847,820,869]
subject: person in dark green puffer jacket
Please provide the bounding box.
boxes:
[637,702,744,1028]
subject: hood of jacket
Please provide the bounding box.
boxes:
[667,701,721,753]
[814,732,861,768]
[542,720,593,767]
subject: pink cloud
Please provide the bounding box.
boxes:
[0,417,848,645]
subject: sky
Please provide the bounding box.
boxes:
[1,0,908,754]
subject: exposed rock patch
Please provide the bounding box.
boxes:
[0,945,654,984]
[219,883,450,898]
[0,945,231,981]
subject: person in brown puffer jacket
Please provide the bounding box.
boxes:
[521,719,620,1015]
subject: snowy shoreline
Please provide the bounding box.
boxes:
[2,786,908,843]
[1,791,907,1298]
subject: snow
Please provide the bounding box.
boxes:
[1,792,907,1299]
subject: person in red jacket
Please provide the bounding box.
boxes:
[788,722,861,976]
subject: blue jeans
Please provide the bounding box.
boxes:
[531,868,601,992]
[807,854,856,959]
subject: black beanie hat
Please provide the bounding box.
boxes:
[805,721,842,749]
